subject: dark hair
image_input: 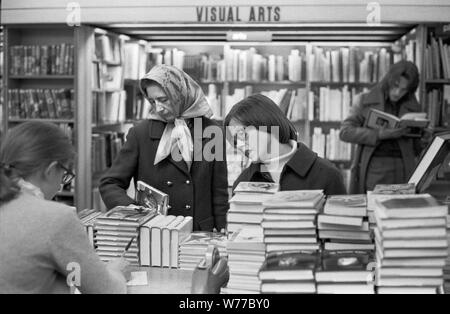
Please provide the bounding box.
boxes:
[223,94,298,144]
[380,60,419,98]
[0,121,75,205]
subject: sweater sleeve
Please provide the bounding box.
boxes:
[339,94,380,147]
[49,210,127,294]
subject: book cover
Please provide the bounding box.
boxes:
[372,183,416,194]
[259,251,320,281]
[98,206,156,225]
[263,190,324,209]
[320,251,374,272]
[136,180,169,215]
[366,108,429,135]
[233,181,279,194]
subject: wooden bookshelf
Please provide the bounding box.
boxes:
[1,25,81,207]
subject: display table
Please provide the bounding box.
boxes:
[127,267,193,294]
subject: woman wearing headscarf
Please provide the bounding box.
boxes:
[339,60,423,193]
[100,65,229,231]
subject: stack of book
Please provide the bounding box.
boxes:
[319,195,374,252]
[78,208,103,248]
[262,190,325,254]
[227,182,279,234]
[259,251,319,294]
[178,232,228,271]
[223,226,266,294]
[367,183,416,234]
[444,209,450,294]
[373,194,448,294]
[316,251,375,294]
[94,206,157,265]
[139,215,193,268]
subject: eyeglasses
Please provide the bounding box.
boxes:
[58,163,75,185]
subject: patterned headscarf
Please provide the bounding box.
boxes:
[140,65,213,168]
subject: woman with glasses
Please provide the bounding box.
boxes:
[0,121,128,293]
[100,65,229,232]
[224,94,347,196]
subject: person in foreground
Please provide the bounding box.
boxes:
[0,121,128,294]
[224,94,347,195]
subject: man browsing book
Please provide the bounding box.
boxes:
[340,60,424,193]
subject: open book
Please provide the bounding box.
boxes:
[366,109,429,137]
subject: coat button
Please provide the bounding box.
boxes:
[166,181,173,187]
[185,205,191,210]
[185,180,191,185]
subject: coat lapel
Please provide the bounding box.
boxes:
[148,118,208,177]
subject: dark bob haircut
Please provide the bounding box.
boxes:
[223,94,298,144]
[380,60,419,98]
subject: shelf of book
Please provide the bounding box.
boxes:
[8,118,75,124]
[9,75,74,80]
[426,79,450,84]
[2,24,83,209]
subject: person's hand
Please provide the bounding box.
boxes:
[107,257,132,282]
[213,228,228,235]
[378,126,409,140]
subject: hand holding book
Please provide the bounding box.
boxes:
[378,125,409,140]
[367,109,429,138]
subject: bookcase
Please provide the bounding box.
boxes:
[2,25,80,206]
[422,24,450,132]
[134,40,404,188]
[1,25,132,211]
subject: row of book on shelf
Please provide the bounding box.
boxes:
[427,85,450,128]
[148,46,305,83]
[147,45,396,85]
[91,131,126,175]
[9,44,75,76]
[207,83,368,121]
[77,177,449,294]
[424,36,450,80]
[7,88,74,120]
[311,128,352,162]
[92,91,126,125]
[308,47,392,84]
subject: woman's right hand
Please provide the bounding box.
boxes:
[107,258,131,282]
[378,126,409,140]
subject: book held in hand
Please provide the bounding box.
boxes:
[136,180,169,215]
[366,108,429,137]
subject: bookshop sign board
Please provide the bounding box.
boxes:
[2,0,450,24]
[196,6,281,23]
